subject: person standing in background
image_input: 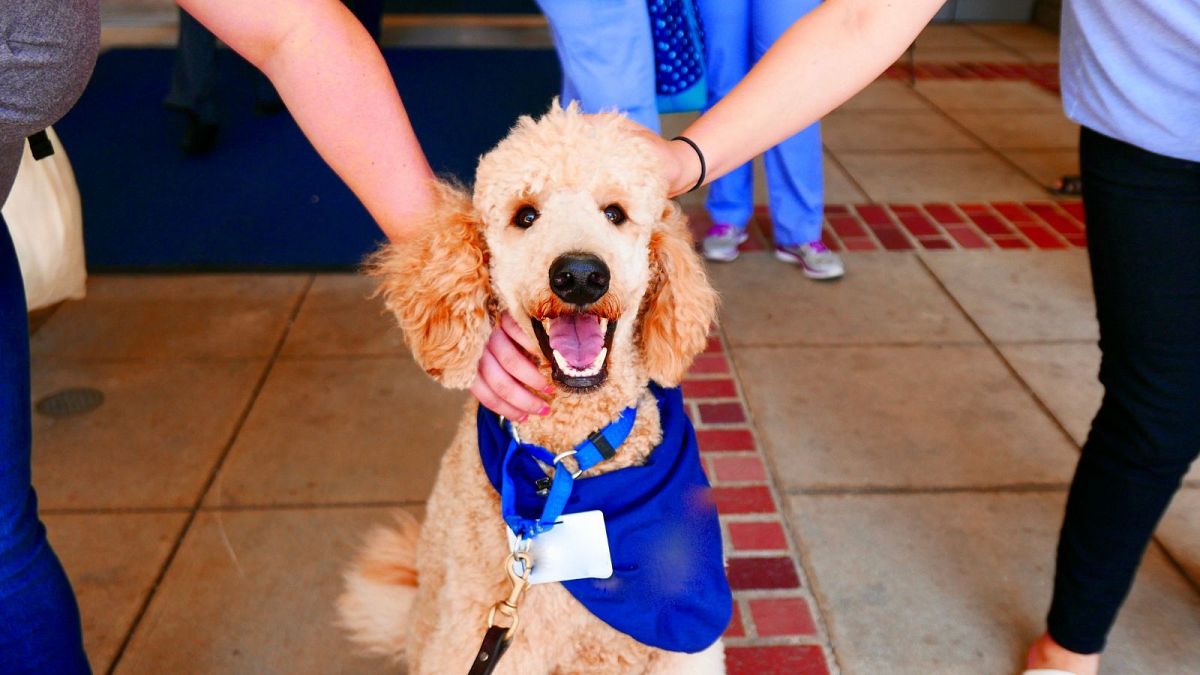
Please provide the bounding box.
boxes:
[165,8,285,156]
[533,0,662,133]
[696,0,843,280]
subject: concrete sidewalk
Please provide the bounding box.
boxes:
[27,20,1200,675]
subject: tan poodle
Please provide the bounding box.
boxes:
[338,104,727,674]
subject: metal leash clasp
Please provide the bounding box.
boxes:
[485,550,533,640]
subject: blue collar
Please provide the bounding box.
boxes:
[499,404,638,539]
[478,384,732,653]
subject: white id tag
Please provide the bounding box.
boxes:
[506,510,613,585]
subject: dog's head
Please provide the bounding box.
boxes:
[372,104,717,399]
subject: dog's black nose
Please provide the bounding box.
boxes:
[549,253,610,305]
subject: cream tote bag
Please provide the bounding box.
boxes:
[1,127,87,310]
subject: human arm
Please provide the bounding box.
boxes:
[180,0,552,416]
[660,0,947,194]
[178,0,434,242]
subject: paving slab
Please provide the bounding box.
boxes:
[950,111,1079,151]
[45,512,187,674]
[737,345,1078,490]
[835,151,1047,202]
[822,110,981,152]
[709,252,980,348]
[114,508,406,674]
[32,275,308,360]
[31,359,263,509]
[788,492,1200,675]
[823,153,868,203]
[969,24,1061,60]
[915,80,1062,112]
[914,24,999,50]
[1004,150,1079,191]
[1000,343,1200,484]
[281,274,407,357]
[920,250,1097,343]
[837,80,930,112]
[999,343,1100,447]
[208,357,464,506]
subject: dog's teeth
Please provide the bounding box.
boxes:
[599,318,609,334]
[552,349,571,373]
[589,347,608,372]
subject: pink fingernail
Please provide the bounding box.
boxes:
[543,386,556,394]
[539,406,551,416]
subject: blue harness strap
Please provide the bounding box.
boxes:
[499,405,637,539]
[479,385,732,653]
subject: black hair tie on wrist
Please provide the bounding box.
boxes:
[671,136,706,193]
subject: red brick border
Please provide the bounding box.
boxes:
[687,200,1085,254]
[687,335,834,675]
[882,61,1061,94]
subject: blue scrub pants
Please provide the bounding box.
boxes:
[534,0,661,132]
[696,0,824,246]
[0,216,90,673]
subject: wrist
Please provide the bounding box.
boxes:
[667,138,704,197]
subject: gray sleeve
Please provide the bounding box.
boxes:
[0,0,100,203]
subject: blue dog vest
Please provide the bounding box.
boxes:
[477,384,732,653]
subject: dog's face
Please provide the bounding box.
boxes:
[371,105,716,397]
[474,109,668,391]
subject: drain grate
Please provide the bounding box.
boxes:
[36,388,105,418]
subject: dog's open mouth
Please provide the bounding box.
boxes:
[530,314,617,390]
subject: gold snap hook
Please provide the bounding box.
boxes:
[485,551,533,641]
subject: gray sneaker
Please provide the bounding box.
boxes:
[775,241,845,280]
[702,223,750,262]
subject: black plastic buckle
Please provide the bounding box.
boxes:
[587,429,616,460]
[28,130,54,160]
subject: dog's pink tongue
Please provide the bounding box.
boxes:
[548,314,605,370]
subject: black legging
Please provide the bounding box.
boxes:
[1047,127,1200,654]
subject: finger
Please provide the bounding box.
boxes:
[479,350,550,417]
[488,326,551,393]
[500,312,540,356]
[470,373,528,421]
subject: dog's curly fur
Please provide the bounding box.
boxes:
[340,104,723,674]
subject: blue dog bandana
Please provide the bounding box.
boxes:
[477,384,732,653]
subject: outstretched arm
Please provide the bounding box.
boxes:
[178,0,434,242]
[661,0,947,194]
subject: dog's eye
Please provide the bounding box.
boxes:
[513,206,539,229]
[603,204,627,225]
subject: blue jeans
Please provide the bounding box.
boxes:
[696,0,823,246]
[1047,128,1200,654]
[0,215,89,673]
[535,0,661,132]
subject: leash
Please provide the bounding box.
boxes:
[467,406,637,675]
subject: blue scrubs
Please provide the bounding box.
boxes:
[696,0,824,246]
[535,0,661,132]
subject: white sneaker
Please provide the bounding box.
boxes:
[774,241,845,280]
[702,223,749,262]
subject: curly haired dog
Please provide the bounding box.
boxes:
[338,104,725,674]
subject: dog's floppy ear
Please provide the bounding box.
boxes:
[367,181,492,389]
[638,202,719,386]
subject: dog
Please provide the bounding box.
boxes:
[338,104,727,674]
